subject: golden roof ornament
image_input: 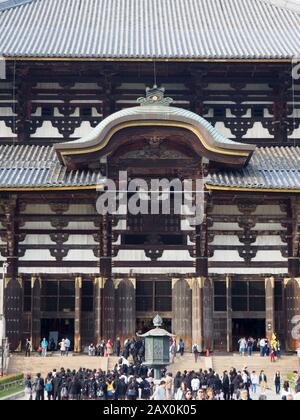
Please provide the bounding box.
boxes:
[137,85,173,107]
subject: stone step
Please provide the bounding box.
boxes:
[8,354,109,378]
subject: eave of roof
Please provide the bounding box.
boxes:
[0,144,299,192]
[0,0,300,60]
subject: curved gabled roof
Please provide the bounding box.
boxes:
[55,86,255,169]
[0,0,299,59]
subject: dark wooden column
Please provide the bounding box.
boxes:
[102,278,115,340]
[172,278,192,350]
[271,73,290,144]
[191,277,203,351]
[226,276,233,353]
[99,213,114,340]
[94,276,103,344]
[115,278,136,343]
[203,277,214,352]
[284,277,300,351]
[31,276,41,350]
[265,277,275,341]
[2,197,22,351]
[288,197,300,277]
[74,276,82,352]
[15,67,32,142]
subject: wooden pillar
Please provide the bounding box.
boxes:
[94,276,103,344]
[115,278,136,343]
[288,197,300,277]
[226,276,233,353]
[191,277,203,351]
[31,276,41,350]
[74,276,82,352]
[172,278,192,350]
[99,213,114,340]
[284,277,300,351]
[203,277,213,352]
[2,197,22,351]
[265,277,275,341]
[102,278,115,340]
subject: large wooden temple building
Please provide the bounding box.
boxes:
[0,0,300,353]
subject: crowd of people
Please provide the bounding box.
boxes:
[24,361,300,401]
[237,334,281,362]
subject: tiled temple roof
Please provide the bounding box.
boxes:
[0,144,300,191]
[0,0,299,59]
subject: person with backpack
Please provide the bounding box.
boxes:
[140,376,151,400]
[127,379,138,400]
[45,374,53,400]
[34,373,45,400]
[106,377,116,400]
[60,377,69,400]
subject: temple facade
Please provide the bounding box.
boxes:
[0,0,300,352]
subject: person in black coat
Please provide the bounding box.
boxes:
[222,371,230,401]
[115,338,121,357]
[34,373,45,401]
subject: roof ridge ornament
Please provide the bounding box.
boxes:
[137,85,173,107]
[153,314,163,327]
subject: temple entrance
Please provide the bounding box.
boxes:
[136,318,172,334]
[232,318,265,351]
[41,318,74,350]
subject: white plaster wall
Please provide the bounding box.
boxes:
[31,122,62,138]
[65,222,96,230]
[210,235,241,246]
[66,205,96,215]
[0,107,16,116]
[19,267,99,274]
[20,235,56,245]
[255,223,285,231]
[243,123,273,139]
[253,235,285,246]
[209,223,243,231]
[112,267,195,275]
[0,121,17,137]
[253,205,285,215]
[208,267,287,275]
[209,250,244,262]
[21,204,55,215]
[252,251,287,262]
[35,83,62,89]
[64,250,98,261]
[65,235,98,245]
[214,122,235,138]
[211,205,242,215]
[22,222,55,230]
[113,250,150,261]
[71,122,93,138]
[157,250,194,261]
[19,250,55,261]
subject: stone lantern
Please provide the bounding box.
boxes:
[138,314,175,380]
